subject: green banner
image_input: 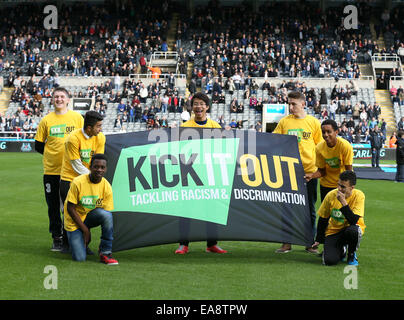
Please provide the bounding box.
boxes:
[112,138,239,225]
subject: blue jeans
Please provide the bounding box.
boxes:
[66,208,114,262]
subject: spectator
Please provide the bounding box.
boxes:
[237,102,244,113]
[380,118,387,139]
[217,115,226,129]
[368,117,378,130]
[369,126,384,168]
[249,95,257,109]
[346,117,355,130]
[180,108,190,123]
[329,100,337,120]
[389,132,397,148]
[160,116,169,128]
[114,114,123,131]
[397,117,404,131]
[230,98,238,113]
[117,99,126,114]
[360,109,368,123]
[161,94,169,113]
[236,120,245,129]
[229,119,237,129]
[395,130,404,183]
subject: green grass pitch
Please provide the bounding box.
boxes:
[1,152,403,300]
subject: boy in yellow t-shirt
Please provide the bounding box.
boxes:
[59,110,105,252]
[60,110,105,204]
[34,87,84,251]
[311,119,353,201]
[273,91,323,254]
[312,171,365,266]
[174,92,227,255]
[64,153,118,265]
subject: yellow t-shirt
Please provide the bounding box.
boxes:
[318,188,366,237]
[316,137,354,188]
[35,110,84,175]
[61,129,106,182]
[273,114,323,173]
[64,174,114,232]
[181,118,222,128]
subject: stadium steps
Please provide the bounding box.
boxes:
[374,89,395,137]
[186,61,194,96]
[166,13,179,51]
[358,64,373,79]
[370,21,386,50]
[0,87,13,115]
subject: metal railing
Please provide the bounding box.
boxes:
[371,53,401,63]
[128,73,186,80]
[150,51,179,61]
[360,75,374,81]
[0,131,36,140]
[148,51,180,74]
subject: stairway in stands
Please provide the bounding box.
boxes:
[374,89,395,138]
[166,12,191,98]
[369,19,396,141]
[166,13,178,51]
[358,64,373,79]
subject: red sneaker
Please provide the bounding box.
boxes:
[206,245,227,254]
[99,253,119,265]
[175,245,189,254]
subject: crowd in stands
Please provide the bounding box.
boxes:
[376,5,404,63]
[176,1,376,86]
[0,1,403,84]
[0,0,171,80]
[0,73,387,147]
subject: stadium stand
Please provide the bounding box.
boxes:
[0,0,404,147]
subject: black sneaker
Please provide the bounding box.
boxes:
[60,242,70,254]
[51,238,63,252]
[86,247,94,255]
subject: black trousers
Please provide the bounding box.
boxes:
[372,148,381,167]
[307,178,318,236]
[323,225,362,266]
[178,218,218,247]
[43,175,63,239]
[60,179,72,245]
[59,179,71,205]
[320,185,335,202]
[281,178,318,245]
